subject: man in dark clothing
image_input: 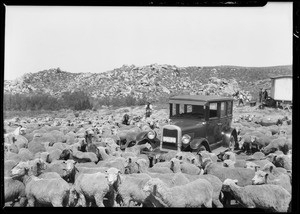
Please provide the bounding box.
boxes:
[258,88,263,103]
[122,114,130,125]
[145,102,153,118]
[262,89,268,102]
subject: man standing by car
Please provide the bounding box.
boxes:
[238,92,244,106]
[145,102,153,118]
[258,88,263,103]
[262,89,268,102]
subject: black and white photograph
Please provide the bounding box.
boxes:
[2,2,295,211]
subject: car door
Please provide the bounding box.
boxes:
[219,101,231,135]
[206,102,221,144]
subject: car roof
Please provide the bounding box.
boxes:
[169,95,233,105]
[270,75,292,79]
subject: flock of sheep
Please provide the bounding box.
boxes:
[3,105,292,211]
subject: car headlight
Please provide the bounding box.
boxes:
[147,131,155,140]
[182,134,191,145]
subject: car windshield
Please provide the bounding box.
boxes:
[170,103,205,119]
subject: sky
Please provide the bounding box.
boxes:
[5,2,293,80]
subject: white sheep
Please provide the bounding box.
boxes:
[222,178,291,212]
[170,158,202,175]
[10,162,71,207]
[143,177,213,207]
[4,177,27,206]
[74,167,121,207]
[252,170,291,194]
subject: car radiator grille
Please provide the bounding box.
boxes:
[161,129,178,150]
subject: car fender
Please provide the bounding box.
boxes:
[222,128,238,144]
[190,138,210,152]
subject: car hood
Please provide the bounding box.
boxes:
[170,119,205,131]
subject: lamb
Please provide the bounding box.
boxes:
[124,143,152,156]
[251,170,291,194]
[262,137,290,155]
[59,149,98,163]
[246,151,265,161]
[97,146,113,161]
[97,157,128,174]
[48,148,63,163]
[261,163,288,177]
[170,158,202,175]
[4,177,27,207]
[18,148,34,162]
[245,162,260,171]
[222,179,290,212]
[156,150,178,162]
[38,172,62,179]
[272,154,291,170]
[203,158,255,186]
[27,139,46,154]
[74,167,121,207]
[10,135,29,151]
[115,173,153,207]
[5,151,22,163]
[75,166,109,180]
[5,160,18,177]
[10,162,71,207]
[43,160,76,182]
[143,177,213,207]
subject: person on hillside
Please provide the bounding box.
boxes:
[238,93,244,106]
[145,102,153,118]
[258,88,263,103]
[122,113,130,125]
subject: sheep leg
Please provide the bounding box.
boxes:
[26,198,35,207]
[76,193,86,207]
[94,194,105,207]
[18,197,27,207]
[204,198,213,208]
[212,199,223,208]
[51,199,63,207]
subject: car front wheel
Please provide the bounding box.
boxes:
[229,134,237,151]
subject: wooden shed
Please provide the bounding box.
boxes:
[270,75,292,103]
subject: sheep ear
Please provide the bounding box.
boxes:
[269,166,273,173]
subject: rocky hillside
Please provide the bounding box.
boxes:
[4,64,292,102]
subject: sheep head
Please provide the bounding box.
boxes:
[143,178,163,195]
[64,160,77,174]
[252,170,268,185]
[175,152,183,160]
[105,167,121,186]
[223,160,235,168]
[10,161,30,178]
[245,162,260,171]
[222,179,238,192]
[261,163,275,174]
[170,158,181,173]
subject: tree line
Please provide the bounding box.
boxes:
[3,91,151,111]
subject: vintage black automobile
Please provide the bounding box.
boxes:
[160,95,238,153]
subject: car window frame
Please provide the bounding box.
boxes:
[208,102,219,120]
[220,101,227,118]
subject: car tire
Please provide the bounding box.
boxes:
[229,134,238,151]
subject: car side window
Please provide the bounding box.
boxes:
[220,102,226,117]
[209,103,218,118]
[227,101,232,115]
